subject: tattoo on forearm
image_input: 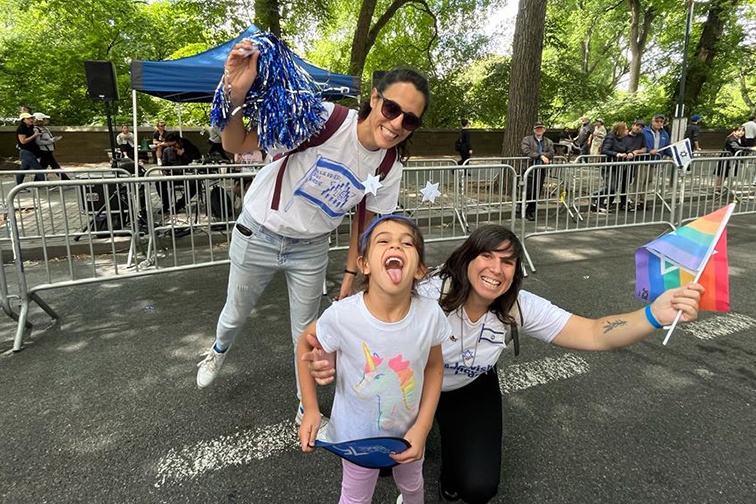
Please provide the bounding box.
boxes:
[603,319,627,334]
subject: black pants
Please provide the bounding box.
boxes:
[524,166,545,216]
[39,151,70,180]
[435,368,502,504]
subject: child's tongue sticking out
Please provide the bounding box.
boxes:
[385,258,403,284]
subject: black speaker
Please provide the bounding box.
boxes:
[372,71,386,89]
[84,60,119,101]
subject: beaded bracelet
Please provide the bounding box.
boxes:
[645,304,663,329]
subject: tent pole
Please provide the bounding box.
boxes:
[132,89,139,174]
[177,103,183,136]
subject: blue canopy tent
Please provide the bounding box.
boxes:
[130,25,360,102]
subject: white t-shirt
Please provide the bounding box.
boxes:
[417,275,572,391]
[317,292,452,442]
[243,102,404,238]
[743,120,756,139]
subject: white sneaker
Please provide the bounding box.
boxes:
[295,402,331,441]
[196,346,227,388]
[157,158,162,166]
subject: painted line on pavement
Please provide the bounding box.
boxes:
[154,420,297,487]
[682,312,756,341]
[498,353,589,395]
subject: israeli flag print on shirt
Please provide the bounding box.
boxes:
[287,155,365,218]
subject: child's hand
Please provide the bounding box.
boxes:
[298,409,321,452]
[389,423,428,464]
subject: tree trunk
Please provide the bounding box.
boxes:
[254,0,281,37]
[684,0,737,111]
[626,0,654,93]
[350,0,379,78]
[501,0,548,157]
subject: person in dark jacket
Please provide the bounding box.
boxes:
[592,122,634,213]
[520,122,555,221]
[157,132,204,214]
[15,112,46,186]
[716,126,755,192]
[685,115,702,151]
[456,118,473,165]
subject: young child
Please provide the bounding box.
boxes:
[296,214,451,504]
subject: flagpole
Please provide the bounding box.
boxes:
[662,203,736,345]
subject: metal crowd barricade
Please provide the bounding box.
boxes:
[11,153,753,351]
[517,158,678,272]
[4,168,256,351]
[1,168,133,340]
[326,163,516,250]
[678,154,756,225]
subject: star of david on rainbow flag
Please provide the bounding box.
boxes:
[635,204,734,343]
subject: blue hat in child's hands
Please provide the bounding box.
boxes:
[314,437,411,468]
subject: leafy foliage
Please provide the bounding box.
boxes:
[0,0,753,129]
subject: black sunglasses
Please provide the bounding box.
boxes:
[377,92,422,131]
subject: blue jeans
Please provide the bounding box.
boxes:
[17,150,45,185]
[214,211,330,395]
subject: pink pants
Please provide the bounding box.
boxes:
[339,458,424,504]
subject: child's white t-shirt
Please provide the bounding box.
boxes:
[244,102,403,238]
[416,275,572,391]
[317,292,452,442]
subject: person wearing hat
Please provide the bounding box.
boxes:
[33,112,69,181]
[589,118,606,156]
[635,114,670,210]
[15,112,46,186]
[520,122,555,221]
[685,115,703,151]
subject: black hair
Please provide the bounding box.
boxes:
[438,225,524,326]
[164,132,182,143]
[461,118,469,127]
[357,68,430,163]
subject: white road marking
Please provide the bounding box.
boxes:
[682,313,756,341]
[154,420,298,487]
[498,353,589,394]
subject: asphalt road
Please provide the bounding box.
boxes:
[1,216,755,504]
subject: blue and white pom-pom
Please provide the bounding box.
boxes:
[210,32,326,151]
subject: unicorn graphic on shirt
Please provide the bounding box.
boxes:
[354,342,417,431]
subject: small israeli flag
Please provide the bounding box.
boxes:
[670,138,694,170]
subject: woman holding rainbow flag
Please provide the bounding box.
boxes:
[305,224,704,504]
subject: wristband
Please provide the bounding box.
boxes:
[344,269,358,276]
[645,305,663,329]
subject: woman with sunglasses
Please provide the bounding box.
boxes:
[196,40,431,407]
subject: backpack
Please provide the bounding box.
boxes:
[439,274,523,356]
[210,185,233,219]
[270,104,397,234]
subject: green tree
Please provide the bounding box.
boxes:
[502,0,549,156]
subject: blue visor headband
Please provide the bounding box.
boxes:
[359,214,423,259]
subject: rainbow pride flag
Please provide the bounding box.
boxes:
[635,204,733,311]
